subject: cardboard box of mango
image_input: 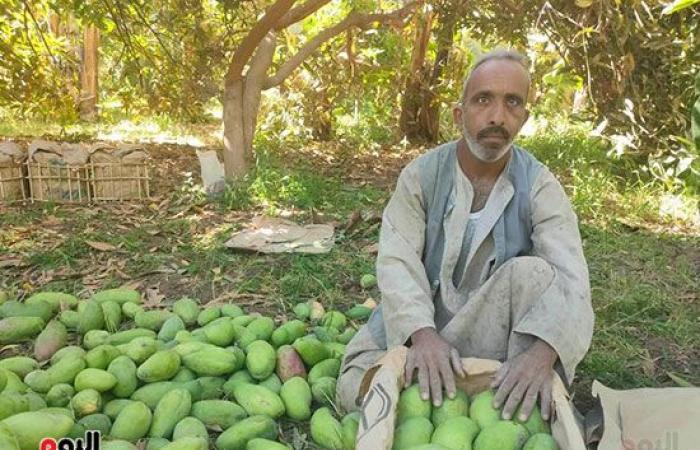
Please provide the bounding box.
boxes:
[356,347,586,450]
[0,288,377,450]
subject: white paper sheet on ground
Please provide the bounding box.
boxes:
[224,216,335,254]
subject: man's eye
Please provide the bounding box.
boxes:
[507,97,522,106]
[477,96,488,103]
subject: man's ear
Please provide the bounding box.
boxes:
[452,103,464,124]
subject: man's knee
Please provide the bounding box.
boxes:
[503,256,554,283]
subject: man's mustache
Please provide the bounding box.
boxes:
[477,126,509,140]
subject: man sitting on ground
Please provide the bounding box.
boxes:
[336,49,594,423]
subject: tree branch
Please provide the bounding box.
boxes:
[132,1,178,66]
[276,0,331,29]
[21,0,57,65]
[225,0,297,86]
[263,1,418,89]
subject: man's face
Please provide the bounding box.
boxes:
[453,59,530,163]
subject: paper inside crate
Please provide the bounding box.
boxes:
[355,346,586,450]
[27,140,90,202]
[89,142,150,200]
[0,141,27,202]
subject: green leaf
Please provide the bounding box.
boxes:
[666,371,696,387]
[661,0,700,15]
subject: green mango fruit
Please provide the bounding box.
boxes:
[469,390,501,430]
[91,289,141,305]
[74,368,118,392]
[111,401,152,441]
[431,390,469,426]
[137,350,181,382]
[307,358,340,384]
[215,415,277,450]
[431,416,480,450]
[70,389,102,417]
[173,298,200,326]
[393,416,434,450]
[280,377,312,421]
[85,344,121,369]
[397,384,431,424]
[523,433,559,450]
[172,416,208,440]
[191,400,246,431]
[246,340,276,380]
[0,317,45,344]
[197,307,221,327]
[310,407,344,450]
[150,389,192,439]
[292,336,330,366]
[0,356,39,378]
[310,377,337,406]
[473,421,529,450]
[0,411,74,450]
[46,384,75,407]
[231,383,285,419]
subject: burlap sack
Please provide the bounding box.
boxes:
[0,141,26,202]
[593,381,700,450]
[27,140,90,202]
[89,143,149,200]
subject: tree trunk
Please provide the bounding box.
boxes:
[399,7,434,142]
[221,0,417,178]
[223,80,249,178]
[222,32,276,178]
[80,25,99,120]
[221,80,265,178]
[419,8,458,143]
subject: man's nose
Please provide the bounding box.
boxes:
[488,101,506,126]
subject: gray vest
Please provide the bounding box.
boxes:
[367,141,543,347]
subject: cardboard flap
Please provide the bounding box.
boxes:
[552,375,586,450]
[455,358,502,395]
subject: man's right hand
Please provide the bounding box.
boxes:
[405,327,465,406]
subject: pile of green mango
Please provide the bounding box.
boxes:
[0,288,373,450]
[392,385,560,450]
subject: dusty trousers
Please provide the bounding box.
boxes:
[336,256,560,412]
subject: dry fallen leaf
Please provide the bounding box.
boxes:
[363,243,379,255]
[120,280,144,291]
[144,284,165,308]
[86,241,118,252]
[0,258,23,268]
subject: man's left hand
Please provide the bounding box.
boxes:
[491,338,558,421]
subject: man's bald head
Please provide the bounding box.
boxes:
[460,49,531,104]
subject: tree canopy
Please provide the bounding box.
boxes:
[0,0,697,182]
